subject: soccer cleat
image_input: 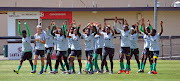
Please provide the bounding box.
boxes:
[89,71,94,75]
[148,71,153,74]
[83,69,89,74]
[137,69,141,73]
[100,69,104,74]
[31,70,36,74]
[96,70,101,73]
[48,71,54,73]
[13,70,19,74]
[78,71,82,74]
[43,69,46,73]
[94,69,98,72]
[103,70,109,73]
[153,71,157,74]
[118,70,125,74]
[109,71,113,74]
[39,71,43,74]
[72,70,76,74]
[53,71,58,74]
[126,70,129,74]
[61,71,66,74]
[151,70,155,74]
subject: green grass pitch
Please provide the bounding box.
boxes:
[0,60,180,81]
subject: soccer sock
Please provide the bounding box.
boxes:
[94,54,98,69]
[79,66,82,72]
[33,65,36,71]
[17,65,21,71]
[153,63,156,72]
[61,65,65,71]
[142,64,145,70]
[100,55,103,61]
[44,64,48,70]
[125,63,128,70]
[49,66,52,71]
[90,64,93,72]
[137,63,140,70]
[150,64,153,71]
[41,66,44,72]
[69,66,72,71]
[105,66,109,70]
[140,62,143,70]
[62,62,66,69]
[86,63,90,70]
[120,62,124,70]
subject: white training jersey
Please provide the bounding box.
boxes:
[69,34,82,50]
[44,29,54,48]
[114,22,131,47]
[81,33,95,51]
[141,32,151,49]
[21,36,32,52]
[101,32,114,48]
[34,32,45,50]
[54,34,68,51]
[130,33,139,49]
[94,32,104,49]
[149,33,160,51]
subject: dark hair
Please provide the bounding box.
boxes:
[152,29,157,34]
[22,30,26,34]
[71,27,75,30]
[132,25,135,29]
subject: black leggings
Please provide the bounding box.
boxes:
[55,56,69,70]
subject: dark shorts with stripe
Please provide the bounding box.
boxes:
[120,47,130,55]
[103,47,114,58]
[149,51,160,59]
[130,48,139,56]
[142,48,150,55]
[21,51,32,61]
[68,48,71,55]
[85,50,94,57]
[70,50,82,59]
[56,51,68,59]
[95,48,102,55]
[35,50,45,57]
[45,47,53,55]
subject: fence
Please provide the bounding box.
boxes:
[0,36,180,60]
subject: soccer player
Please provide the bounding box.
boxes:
[114,17,132,74]
[51,23,70,74]
[93,23,109,73]
[67,23,82,74]
[31,25,46,74]
[81,22,97,74]
[130,23,140,71]
[137,18,153,73]
[13,21,33,74]
[145,21,163,74]
[43,25,54,73]
[100,24,115,74]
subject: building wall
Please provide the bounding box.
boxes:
[0,0,176,7]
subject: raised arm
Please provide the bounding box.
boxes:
[50,24,55,36]
[114,17,121,32]
[93,25,97,36]
[24,22,31,37]
[159,21,163,35]
[83,23,91,32]
[77,24,81,37]
[136,22,141,34]
[18,21,22,37]
[109,25,114,36]
[67,25,72,38]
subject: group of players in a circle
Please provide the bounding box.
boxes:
[13,16,163,75]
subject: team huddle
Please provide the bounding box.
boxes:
[13,17,163,75]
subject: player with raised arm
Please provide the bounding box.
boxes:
[114,17,132,74]
[13,21,33,74]
[67,23,82,74]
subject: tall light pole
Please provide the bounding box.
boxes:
[154,0,157,29]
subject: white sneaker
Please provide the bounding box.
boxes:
[148,71,153,74]
[78,71,82,74]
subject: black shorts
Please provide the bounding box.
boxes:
[130,48,139,57]
[21,51,32,61]
[85,50,94,57]
[56,51,68,58]
[68,48,71,55]
[95,48,102,55]
[70,50,82,59]
[103,47,114,58]
[45,47,53,55]
[149,51,160,59]
[120,47,130,55]
[143,48,150,55]
[35,50,45,57]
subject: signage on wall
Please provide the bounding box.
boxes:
[40,11,72,23]
[8,12,39,17]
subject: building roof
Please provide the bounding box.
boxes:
[0,7,180,13]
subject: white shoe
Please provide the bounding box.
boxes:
[78,71,82,74]
[148,71,153,74]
